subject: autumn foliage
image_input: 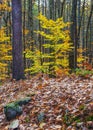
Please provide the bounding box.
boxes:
[0,1,11,80]
[25,14,73,76]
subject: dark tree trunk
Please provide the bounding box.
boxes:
[49,0,55,20]
[23,0,26,69]
[86,1,93,49]
[77,0,85,41]
[12,0,24,80]
[69,0,77,69]
[61,0,65,17]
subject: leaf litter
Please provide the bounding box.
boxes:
[0,75,93,130]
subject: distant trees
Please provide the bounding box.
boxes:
[0,0,93,80]
[86,0,93,48]
[12,0,24,80]
[0,1,12,80]
[10,0,93,77]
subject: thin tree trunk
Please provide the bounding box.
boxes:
[61,0,65,17]
[86,1,93,48]
[69,0,77,69]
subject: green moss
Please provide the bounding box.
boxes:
[86,115,93,121]
[63,114,72,125]
[15,97,31,106]
[4,97,31,120]
[75,68,93,77]
[79,104,85,110]
[25,116,30,123]
[4,102,22,121]
[75,119,81,123]
[72,116,81,123]
[5,102,18,108]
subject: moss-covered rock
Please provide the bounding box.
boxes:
[4,97,31,121]
[15,97,31,106]
[4,103,22,121]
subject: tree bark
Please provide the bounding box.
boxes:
[12,0,24,80]
[86,0,93,48]
[69,0,77,69]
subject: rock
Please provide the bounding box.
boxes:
[37,112,45,123]
[9,119,19,130]
[16,97,31,106]
[4,97,31,121]
[4,103,22,121]
[5,108,17,121]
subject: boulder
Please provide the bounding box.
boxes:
[37,112,45,123]
[4,103,22,121]
[16,97,31,106]
[4,97,31,121]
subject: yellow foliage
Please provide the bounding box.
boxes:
[55,67,70,77]
[0,28,11,80]
[26,14,72,76]
[0,1,12,80]
[0,27,10,42]
[23,29,29,35]
[77,47,86,67]
[0,0,11,12]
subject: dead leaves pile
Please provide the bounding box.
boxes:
[0,75,93,130]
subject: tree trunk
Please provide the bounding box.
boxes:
[69,0,77,69]
[12,0,24,80]
[86,0,93,49]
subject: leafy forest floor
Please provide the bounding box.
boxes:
[0,75,93,130]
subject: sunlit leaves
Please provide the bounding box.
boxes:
[0,28,11,80]
[26,14,73,76]
[0,1,11,12]
[0,27,10,42]
[77,47,87,67]
[0,1,11,80]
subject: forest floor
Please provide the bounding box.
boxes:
[0,75,93,130]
